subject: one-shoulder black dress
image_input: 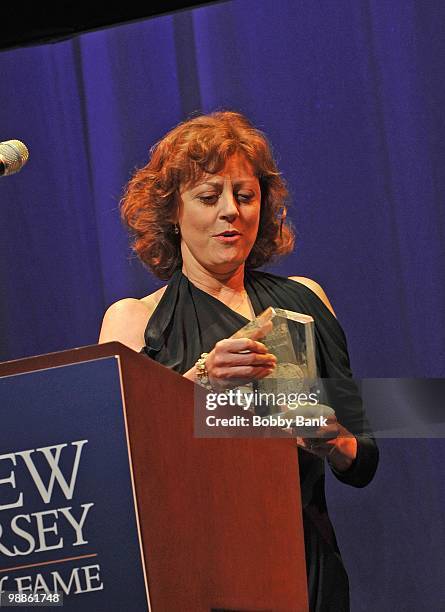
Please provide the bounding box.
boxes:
[141,269,379,612]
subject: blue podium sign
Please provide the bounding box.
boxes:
[0,357,150,611]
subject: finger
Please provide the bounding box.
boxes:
[229,364,276,379]
[223,351,277,367]
[307,437,335,448]
[215,364,276,386]
[309,446,335,459]
[219,337,270,355]
[256,366,277,379]
[304,438,336,455]
[209,351,276,371]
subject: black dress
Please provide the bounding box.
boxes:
[141,269,379,612]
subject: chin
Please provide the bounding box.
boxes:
[207,258,246,275]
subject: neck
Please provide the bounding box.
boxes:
[181,254,255,321]
[181,258,246,298]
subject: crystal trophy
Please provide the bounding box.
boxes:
[230,307,317,412]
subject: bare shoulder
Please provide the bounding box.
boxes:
[98,285,168,351]
[140,285,168,309]
[288,276,336,317]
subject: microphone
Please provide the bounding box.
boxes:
[0,140,29,176]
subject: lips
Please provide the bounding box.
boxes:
[213,229,242,244]
[214,230,241,237]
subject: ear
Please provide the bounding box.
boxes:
[172,191,181,224]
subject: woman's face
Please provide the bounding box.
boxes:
[178,153,261,276]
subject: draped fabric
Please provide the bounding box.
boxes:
[142,269,379,611]
[1,2,444,610]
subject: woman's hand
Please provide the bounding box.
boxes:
[303,416,358,472]
[205,337,277,392]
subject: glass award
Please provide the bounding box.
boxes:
[229,307,319,420]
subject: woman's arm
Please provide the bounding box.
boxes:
[98,298,153,352]
[287,276,379,480]
[288,277,359,470]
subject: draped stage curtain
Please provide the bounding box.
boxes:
[1,1,444,610]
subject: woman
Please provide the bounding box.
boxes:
[99,111,378,611]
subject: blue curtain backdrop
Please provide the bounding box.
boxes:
[1,1,444,610]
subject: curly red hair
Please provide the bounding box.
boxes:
[121,111,294,279]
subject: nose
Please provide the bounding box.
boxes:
[218,190,239,222]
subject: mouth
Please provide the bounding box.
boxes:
[214,230,242,237]
[213,229,242,244]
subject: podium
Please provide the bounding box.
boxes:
[0,343,308,612]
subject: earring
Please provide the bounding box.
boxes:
[279,206,287,237]
[174,224,180,234]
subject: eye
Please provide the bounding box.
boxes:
[236,192,254,203]
[198,193,219,205]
